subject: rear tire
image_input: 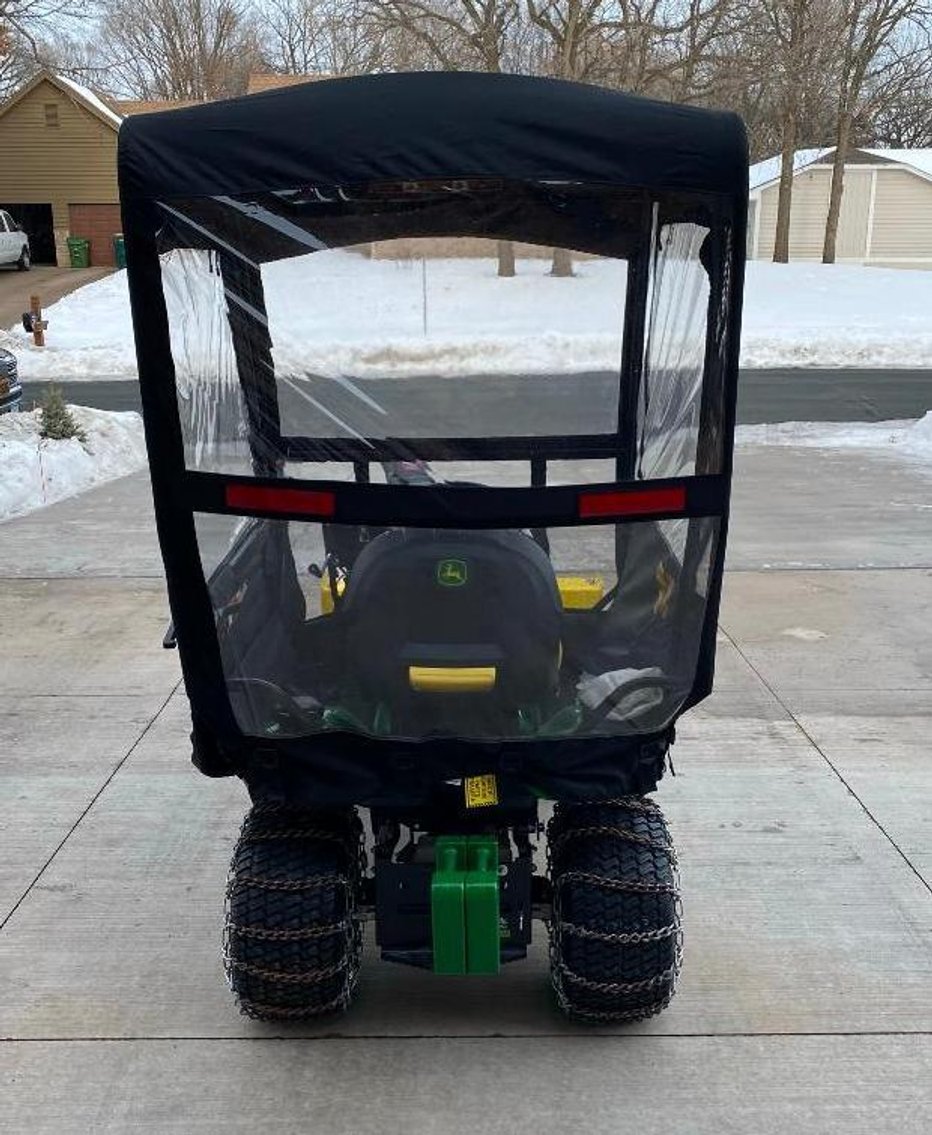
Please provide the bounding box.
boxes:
[547,797,681,1024]
[17,247,30,271]
[224,803,364,1020]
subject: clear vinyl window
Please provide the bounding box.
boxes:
[157,188,722,485]
[196,510,719,743]
[637,221,711,481]
[156,180,654,479]
[264,238,626,450]
[160,182,730,745]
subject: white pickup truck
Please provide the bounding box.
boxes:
[0,210,31,270]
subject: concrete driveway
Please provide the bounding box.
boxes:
[0,265,111,330]
[0,444,930,1133]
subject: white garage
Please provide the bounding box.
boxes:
[748,147,932,269]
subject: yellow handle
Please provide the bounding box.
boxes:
[409,665,497,693]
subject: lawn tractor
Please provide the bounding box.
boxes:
[119,72,747,1023]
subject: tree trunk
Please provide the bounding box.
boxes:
[550,247,574,277]
[497,239,516,277]
[773,110,798,263]
[822,113,852,264]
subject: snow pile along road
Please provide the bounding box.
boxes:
[0,406,146,521]
[737,410,932,468]
[7,252,932,380]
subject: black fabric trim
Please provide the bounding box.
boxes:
[195,720,673,808]
[187,470,728,528]
[278,431,626,463]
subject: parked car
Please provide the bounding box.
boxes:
[0,348,22,413]
[0,211,31,270]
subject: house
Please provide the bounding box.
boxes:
[748,147,932,269]
[0,72,199,267]
[0,71,320,268]
[246,73,326,95]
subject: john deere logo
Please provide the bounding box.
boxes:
[437,558,468,587]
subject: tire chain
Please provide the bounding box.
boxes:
[241,827,354,844]
[553,869,679,897]
[558,918,679,945]
[237,993,349,1021]
[231,872,346,892]
[556,960,679,995]
[227,955,349,985]
[546,796,684,1024]
[549,824,677,860]
[230,919,349,942]
[223,804,366,1019]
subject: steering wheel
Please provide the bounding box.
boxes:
[579,672,678,734]
[226,677,318,738]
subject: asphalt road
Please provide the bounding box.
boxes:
[20,367,932,423]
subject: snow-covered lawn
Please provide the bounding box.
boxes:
[4,254,932,380]
[739,262,932,368]
[0,406,146,522]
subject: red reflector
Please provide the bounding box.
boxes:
[225,483,336,518]
[579,485,687,519]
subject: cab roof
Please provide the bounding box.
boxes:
[118,72,748,204]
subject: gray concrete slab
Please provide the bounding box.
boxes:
[789,691,932,883]
[2,442,931,1131]
[0,579,179,695]
[2,675,929,1041]
[0,470,163,579]
[719,568,932,694]
[3,1035,932,1135]
[728,446,932,570]
[0,694,169,918]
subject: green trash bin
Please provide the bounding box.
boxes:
[113,234,126,269]
[67,237,90,269]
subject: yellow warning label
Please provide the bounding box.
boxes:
[464,774,499,808]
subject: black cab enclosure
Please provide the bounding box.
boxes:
[118,72,748,811]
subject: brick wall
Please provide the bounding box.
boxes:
[68,203,122,267]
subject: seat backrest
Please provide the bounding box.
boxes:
[341,528,563,706]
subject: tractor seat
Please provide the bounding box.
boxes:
[340,528,563,721]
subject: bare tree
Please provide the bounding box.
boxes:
[262,0,392,74]
[822,0,925,263]
[751,1,840,262]
[524,0,611,274]
[1,0,90,97]
[524,0,606,83]
[870,32,932,145]
[576,1,741,103]
[368,0,524,273]
[0,21,33,96]
[371,0,522,70]
[98,0,262,100]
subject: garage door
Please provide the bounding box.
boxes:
[0,203,56,264]
[68,204,123,267]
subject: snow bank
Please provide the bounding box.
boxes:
[0,406,146,522]
[6,255,932,380]
[736,410,932,468]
